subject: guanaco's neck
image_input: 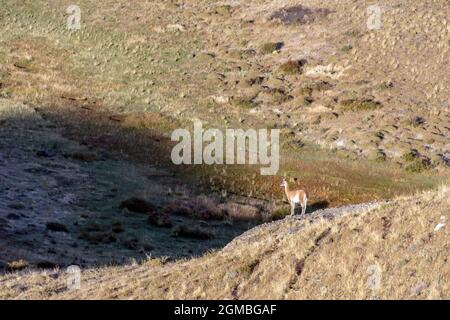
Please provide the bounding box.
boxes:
[284,183,291,199]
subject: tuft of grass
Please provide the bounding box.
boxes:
[232,97,258,109]
[260,42,284,54]
[13,58,35,72]
[339,98,382,111]
[405,158,432,173]
[266,88,291,104]
[340,45,353,53]
[210,5,233,15]
[401,150,419,162]
[370,149,387,162]
[7,259,28,272]
[279,59,306,75]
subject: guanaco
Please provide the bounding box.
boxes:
[280,178,308,216]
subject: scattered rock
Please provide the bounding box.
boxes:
[305,64,350,79]
[270,5,331,25]
[409,116,426,127]
[410,282,428,296]
[211,95,229,104]
[166,24,186,32]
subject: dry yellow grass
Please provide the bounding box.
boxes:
[1,186,448,300]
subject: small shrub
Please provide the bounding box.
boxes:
[79,231,116,244]
[148,212,172,228]
[165,196,227,220]
[172,225,214,240]
[401,150,419,162]
[111,222,125,233]
[279,59,306,75]
[7,259,28,272]
[370,149,387,162]
[233,97,257,109]
[271,207,290,220]
[405,158,432,173]
[211,5,232,15]
[120,197,155,213]
[46,222,68,233]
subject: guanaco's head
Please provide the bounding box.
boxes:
[280,178,288,187]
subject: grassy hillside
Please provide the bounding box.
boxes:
[0,0,447,206]
[1,186,448,299]
[0,0,448,300]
